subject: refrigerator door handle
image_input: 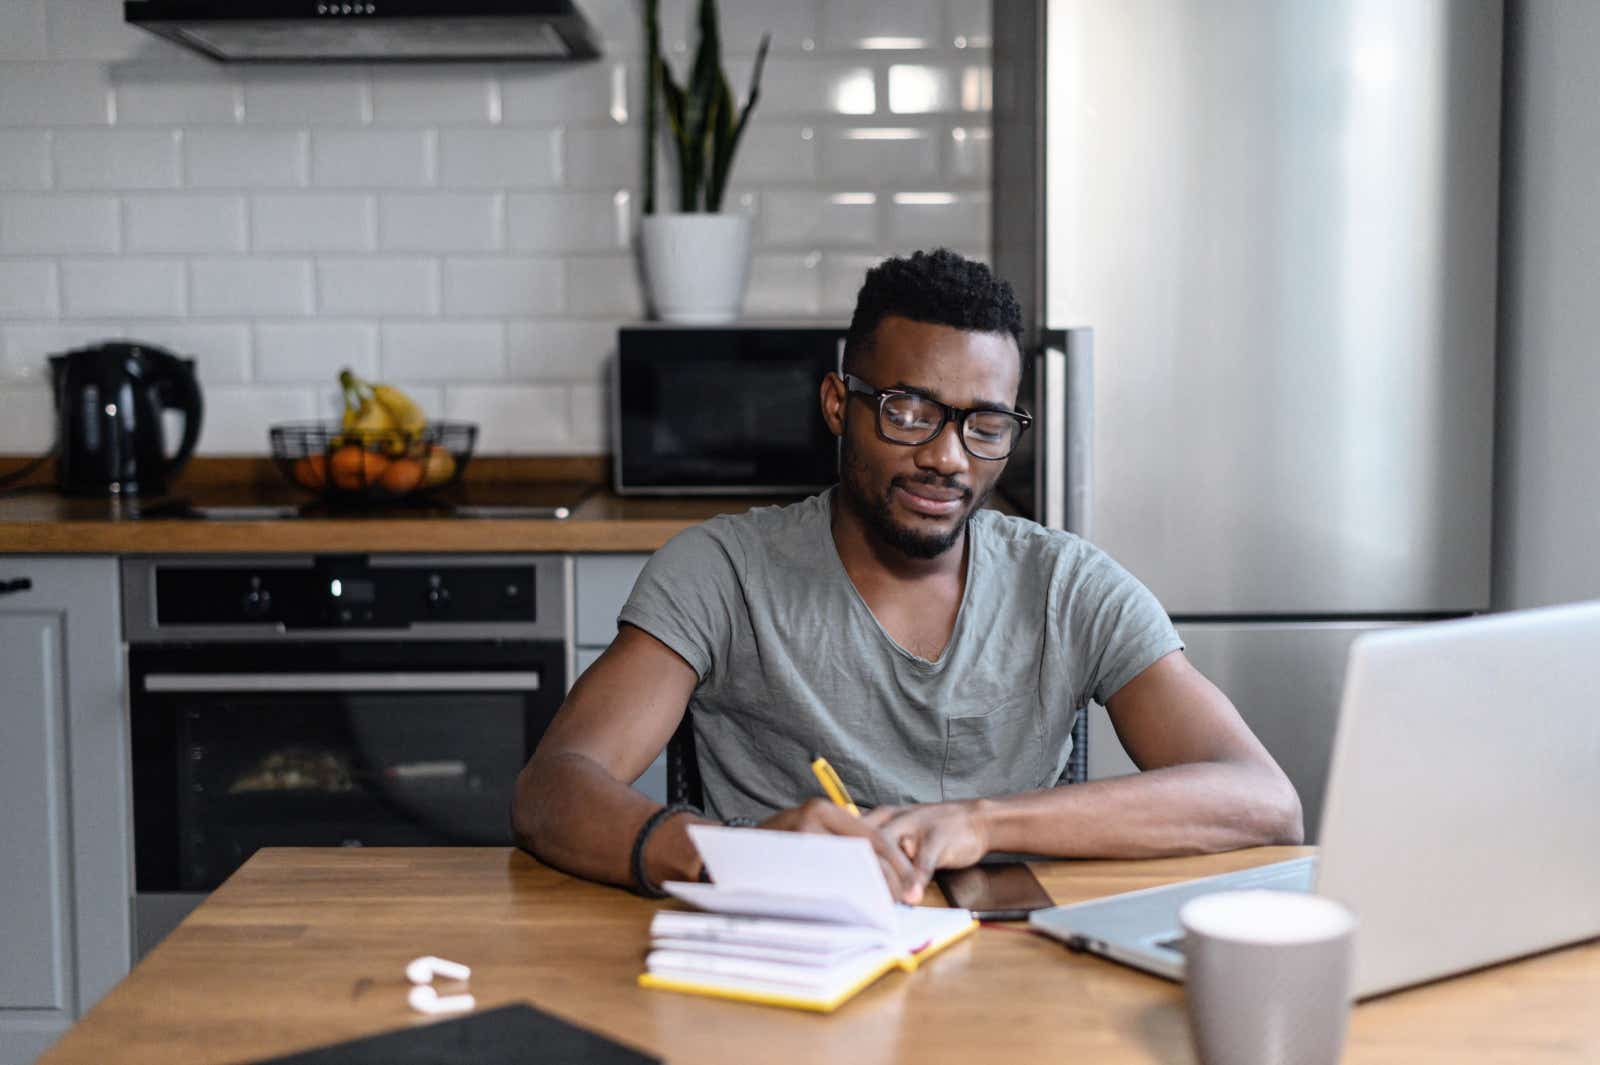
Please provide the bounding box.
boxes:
[1039,328,1094,538]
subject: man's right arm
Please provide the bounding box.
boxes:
[511,623,709,889]
[511,623,923,898]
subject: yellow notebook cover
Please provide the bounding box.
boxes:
[638,910,979,1013]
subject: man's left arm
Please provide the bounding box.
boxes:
[868,650,1304,889]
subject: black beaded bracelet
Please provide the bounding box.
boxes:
[630,802,701,898]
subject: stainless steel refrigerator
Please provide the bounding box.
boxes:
[994,0,1503,838]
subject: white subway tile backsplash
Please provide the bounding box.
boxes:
[437,128,563,189]
[820,127,938,183]
[821,253,882,315]
[442,383,569,451]
[722,3,820,54]
[189,258,312,316]
[61,257,184,317]
[251,194,375,252]
[744,253,823,316]
[186,129,309,189]
[380,321,505,381]
[500,63,630,124]
[0,132,52,190]
[946,0,991,48]
[196,385,317,454]
[0,63,111,124]
[887,64,955,114]
[46,0,183,62]
[380,193,503,252]
[730,124,818,183]
[371,68,499,125]
[124,193,246,252]
[564,126,639,189]
[255,321,378,383]
[0,260,58,318]
[123,321,251,384]
[54,129,181,189]
[0,0,990,456]
[1,321,118,381]
[763,190,878,247]
[111,64,244,125]
[889,191,989,246]
[1,195,119,253]
[0,387,54,452]
[317,258,440,316]
[0,2,48,61]
[565,255,644,318]
[313,129,435,188]
[507,320,616,384]
[566,382,608,452]
[946,126,990,182]
[737,60,876,117]
[243,70,369,125]
[822,0,942,51]
[444,258,564,316]
[508,192,631,253]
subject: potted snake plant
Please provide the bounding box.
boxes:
[639,0,770,323]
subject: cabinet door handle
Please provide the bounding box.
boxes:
[0,578,33,596]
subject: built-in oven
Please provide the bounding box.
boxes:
[122,554,569,958]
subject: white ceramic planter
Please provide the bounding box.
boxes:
[639,213,753,324]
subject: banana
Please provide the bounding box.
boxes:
[337,368,395,444]
[369,383,427,435]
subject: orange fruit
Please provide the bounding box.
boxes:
[330,445,388,491]
[380,457,425,495]
[292,454,327,490]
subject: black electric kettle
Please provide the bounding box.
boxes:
[50,341,203,496]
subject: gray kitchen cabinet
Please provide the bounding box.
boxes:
[0,558,130,1065]
[571,555,664,803]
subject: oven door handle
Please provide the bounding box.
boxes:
[142,672,541,693]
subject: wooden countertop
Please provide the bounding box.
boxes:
[35,846,1600,1065]
[0,456,800,554]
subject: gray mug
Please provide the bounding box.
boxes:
[1179,890,1357,1065]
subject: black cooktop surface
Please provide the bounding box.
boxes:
[123,482,596,521]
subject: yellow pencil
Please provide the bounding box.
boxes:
[810,756,861,817]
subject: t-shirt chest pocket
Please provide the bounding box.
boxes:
[941,693,1046,801]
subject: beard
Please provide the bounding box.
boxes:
[838,430,994,560]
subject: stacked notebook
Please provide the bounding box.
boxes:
[638,825,978,1012]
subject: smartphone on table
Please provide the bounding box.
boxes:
[933,862,1055,921]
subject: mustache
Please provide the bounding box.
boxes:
[892,475,972,499]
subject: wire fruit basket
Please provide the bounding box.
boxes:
[269,421,477,505]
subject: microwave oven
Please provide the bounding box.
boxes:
[612,325,846,495]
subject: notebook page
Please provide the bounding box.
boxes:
[685,826,898,933]
[894,904,978,955]
[649,910,885,951]
[661,882,885,930]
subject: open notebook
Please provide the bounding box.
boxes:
[637,825,978,1012]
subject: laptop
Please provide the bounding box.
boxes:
[1029,600,1600,998]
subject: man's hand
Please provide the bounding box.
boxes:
[759,799,924,904]
[863,801,991,899]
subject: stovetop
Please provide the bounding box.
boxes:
[119,482,597,521]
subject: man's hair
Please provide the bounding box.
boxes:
[842,248,1024,378]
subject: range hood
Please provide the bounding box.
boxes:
[124,0,601,62]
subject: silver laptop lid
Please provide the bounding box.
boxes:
[1316,600,1600,997]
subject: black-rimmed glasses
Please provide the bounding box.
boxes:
[843,374,1032,460]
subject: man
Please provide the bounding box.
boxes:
[513,249,1302,903]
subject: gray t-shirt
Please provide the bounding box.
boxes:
[618,488,1184,821]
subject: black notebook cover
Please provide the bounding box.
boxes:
[244,1003,660,1065]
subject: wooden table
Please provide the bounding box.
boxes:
[36,847,1600,1065]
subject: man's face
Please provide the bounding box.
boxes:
[823,315,1022,560]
